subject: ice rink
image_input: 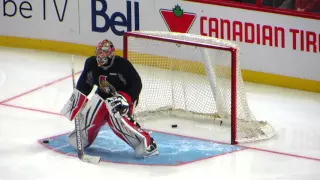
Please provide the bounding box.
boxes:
[0,47,319,180]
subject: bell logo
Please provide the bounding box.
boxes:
[92,0,140,36]
[160,5,196,33]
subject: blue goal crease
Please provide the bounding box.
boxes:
[39,126,243,166]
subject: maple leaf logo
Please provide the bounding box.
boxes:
[160,5,196,33]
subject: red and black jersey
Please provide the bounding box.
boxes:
[76,56,142,104]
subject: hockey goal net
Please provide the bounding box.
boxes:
[123,31,275,144]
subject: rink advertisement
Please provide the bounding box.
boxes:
[0,0,78,41]
[0,0,319,91]
[91,0,140,36]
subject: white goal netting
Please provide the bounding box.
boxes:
[125,31,275,143]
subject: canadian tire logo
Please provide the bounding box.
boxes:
[160,5,196,33]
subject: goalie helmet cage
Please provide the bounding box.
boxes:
[123,31,275,144]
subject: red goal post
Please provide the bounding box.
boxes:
[123,31,275,144]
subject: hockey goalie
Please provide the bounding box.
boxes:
[60,39,159,158]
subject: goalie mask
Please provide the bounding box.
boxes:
[96,39,115,66]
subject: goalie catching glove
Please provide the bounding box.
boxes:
[106,93,130,118]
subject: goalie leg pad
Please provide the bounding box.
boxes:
[68,94,108,149]
[106,114,158,158]
[60,88,88,121]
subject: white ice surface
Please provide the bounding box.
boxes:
[0,47,319,180]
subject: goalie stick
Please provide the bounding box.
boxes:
[71,55,101,164]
